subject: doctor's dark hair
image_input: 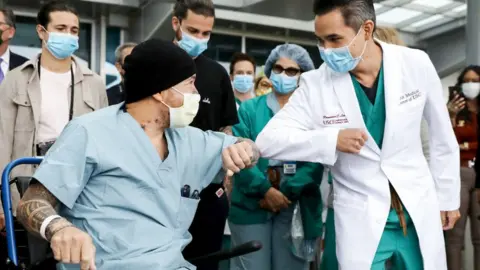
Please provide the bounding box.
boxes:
[173,0,215,21]
[229,52,257,75]
[313,0,376,32]
[37,0,79,28]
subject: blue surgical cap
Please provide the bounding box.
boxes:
[264,44,315,78]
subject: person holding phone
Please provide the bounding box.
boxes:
[446,65,480,270]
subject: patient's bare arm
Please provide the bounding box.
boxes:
[17,181,96,268]
[16,181,73,241]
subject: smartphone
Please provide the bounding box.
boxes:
[449,86,464,101]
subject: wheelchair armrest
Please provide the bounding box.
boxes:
[188,240,262,264]
[2,157,43,266]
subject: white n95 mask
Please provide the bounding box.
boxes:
[162,87,201,128]
[462,82,480,100]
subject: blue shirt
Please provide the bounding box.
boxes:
[33,104,237,270]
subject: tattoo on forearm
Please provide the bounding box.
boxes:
[17,183,62,239]
[219,126,233,135]
[236,137,260,165]
[45,218,74,241]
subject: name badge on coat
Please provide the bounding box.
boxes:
[284,161,296,175]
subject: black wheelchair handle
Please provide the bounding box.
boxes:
[188,240,262,264]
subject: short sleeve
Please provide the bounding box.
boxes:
[33,120,98,209]
[197,130,237,186]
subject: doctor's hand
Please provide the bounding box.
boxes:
[260,188,291,212]
[223,138,260,176]
[50,226,96,270]
[441,210,461,230]
[337,129,368,154]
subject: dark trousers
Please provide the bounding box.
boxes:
[1,235,8,267]
[183,183,229,270]
[445,167,480,270]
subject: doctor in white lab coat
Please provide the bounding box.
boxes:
[255,1,461,269]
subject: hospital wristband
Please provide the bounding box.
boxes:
[40,215,62,240]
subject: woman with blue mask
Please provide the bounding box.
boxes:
[229,44,324,270]
[229,53,257,109]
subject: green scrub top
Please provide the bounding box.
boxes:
[350,65,386,148]
[351,64,418,248]
[230,94,324,239]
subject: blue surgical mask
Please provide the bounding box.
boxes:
[178,29,209,57]
[233,74,254,93]
[44,31,79,59]
[318,28,367,73]
[270,73,298,94]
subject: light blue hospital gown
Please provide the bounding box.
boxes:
[33,104,238,270]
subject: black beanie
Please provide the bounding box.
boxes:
[123,39,196,104]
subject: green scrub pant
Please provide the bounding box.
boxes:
[371,208,423,270]
[321,207,338,270]
[320,207,423,270]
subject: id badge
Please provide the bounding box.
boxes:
[283,161,296,175]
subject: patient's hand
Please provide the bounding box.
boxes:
[222,138,260,176]
[50,226,96,270]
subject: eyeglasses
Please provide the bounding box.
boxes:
[272,64,301,77]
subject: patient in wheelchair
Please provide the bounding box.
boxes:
[15,39,259,270]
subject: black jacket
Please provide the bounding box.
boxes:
[107,83,125,105]
[9,51,29,71]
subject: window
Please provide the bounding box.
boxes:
[10,16,91,66]
[203,34,242,62]
[246,38,284,66]
[106,27,121,88]
[106,26,120,64]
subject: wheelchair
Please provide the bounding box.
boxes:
[1,157,262,269]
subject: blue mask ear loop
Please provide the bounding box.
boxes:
[348,27,369,62]
[40,26,50,48]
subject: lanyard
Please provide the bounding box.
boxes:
[37,55,75,121]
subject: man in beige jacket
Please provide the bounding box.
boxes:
[0,1,107,232]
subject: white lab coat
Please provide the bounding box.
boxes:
[255,42,460,270]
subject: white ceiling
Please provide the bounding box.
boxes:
[375,0,467,33]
